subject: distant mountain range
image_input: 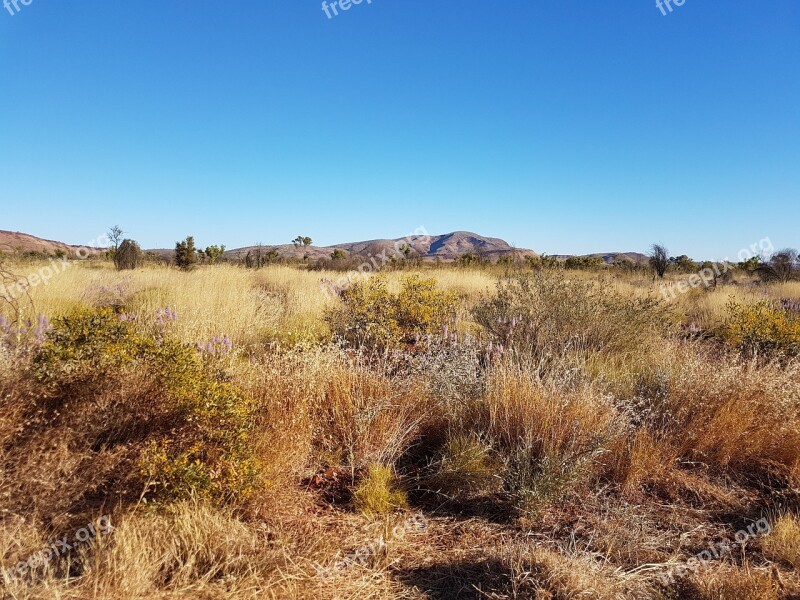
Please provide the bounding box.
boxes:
[0,229,648,264]
[226,231,538,262]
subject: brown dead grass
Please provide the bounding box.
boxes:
[2,263,800,599]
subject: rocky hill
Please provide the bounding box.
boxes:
[0,230,105,257]
[228,231,538,262]
[2,229,655,265]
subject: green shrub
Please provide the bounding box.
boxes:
[33,307,262,502]
[326,275,458,352]
[394,275,459,338]
[33,307,148,382]
[175,236,199,270]
[564,256,605,270]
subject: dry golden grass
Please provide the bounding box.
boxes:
[606,428,677,497]
[763,514,800,570]
[2,258,800,599]
[656,349,800,475]
[482,360,621,462]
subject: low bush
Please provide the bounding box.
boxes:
[114,239,144,271]
[29,307,262,504]
[722,300,800,357]
[326,274,458,352]
[504,447,598,517]
[479,361,622,516]
[473,271,671,363]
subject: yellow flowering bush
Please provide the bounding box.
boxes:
[33,307,262,502]
[723,300,800,357]
[326,274,458,352]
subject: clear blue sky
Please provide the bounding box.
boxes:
[1,1,798,259]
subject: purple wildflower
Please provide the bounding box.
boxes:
[780,299,800,313]
[195,334,233,357]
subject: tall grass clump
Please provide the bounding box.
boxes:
[352,464,409,516]
[479,360,623,516]
[763,513,800,570]
[315,365,427,474]
[630,345,800,480]
[473,271,671,365]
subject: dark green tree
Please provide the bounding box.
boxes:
[204,245,226,264]
[672,255,698,273]
[175,236,198,270]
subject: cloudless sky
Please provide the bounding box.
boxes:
[1,0,798,259]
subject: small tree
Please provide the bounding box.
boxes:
[107,225,124,261]
[672,255,698,273]
[738,256,761,273]
[757,248,799,283]
[114,239,144,271]
[331,249,346,260]
[175,236,198,270]
[497,255,514,266]
[244,245,279,269]
[293,236,312,248]
[205,245,226,264]
[649,244,669,280]
[108,225,124,252]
